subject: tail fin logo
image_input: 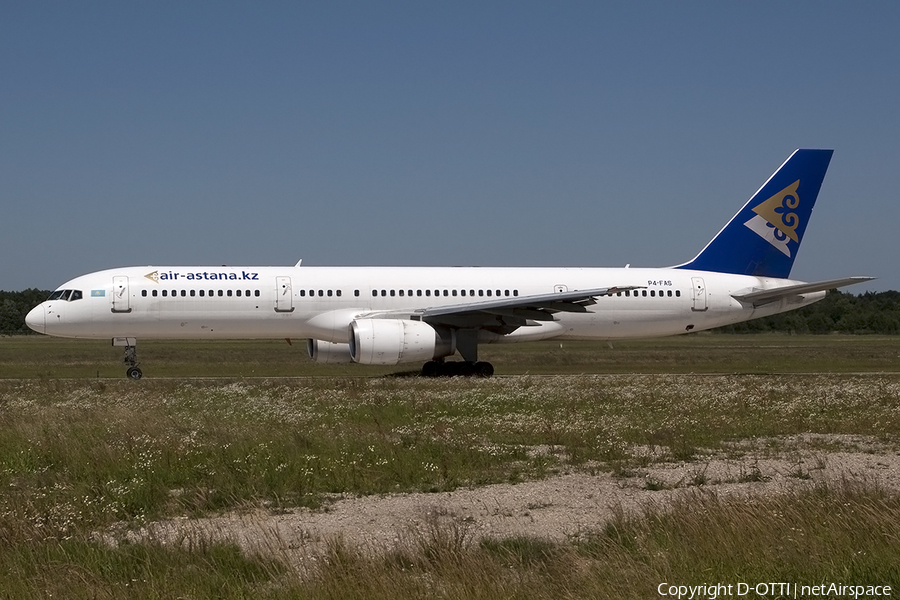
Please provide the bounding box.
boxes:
[743,180,801,257]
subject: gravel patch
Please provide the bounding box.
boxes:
[106,434,900,571]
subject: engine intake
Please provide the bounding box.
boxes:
[349,319,454,365]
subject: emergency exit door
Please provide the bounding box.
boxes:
[275,276,294,312]
[691,277,708,312]
[111,276,131,313]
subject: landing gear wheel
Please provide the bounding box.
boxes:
[420,361,495,378]
[474,361,494,377]
[126,366,143,380]
[422,361,442,377]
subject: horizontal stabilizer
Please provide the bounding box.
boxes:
[732,276,875,307]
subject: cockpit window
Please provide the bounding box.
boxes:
[47,289,83,302]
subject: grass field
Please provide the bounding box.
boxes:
[1,335,899,598]
[2,333,900,378]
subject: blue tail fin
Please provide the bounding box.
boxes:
[675,149,833,279]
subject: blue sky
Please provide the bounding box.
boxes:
[2,1,897,292]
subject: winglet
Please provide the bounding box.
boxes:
[675,149,833,278]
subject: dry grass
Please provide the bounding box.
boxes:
[2,336,900,597]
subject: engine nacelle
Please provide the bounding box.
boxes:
[349,319,454,365]
[307,339,354,364]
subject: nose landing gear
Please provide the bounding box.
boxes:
[113,337,142,379]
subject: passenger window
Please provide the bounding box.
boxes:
[399,290,404,296]
[452,290,457,297]
[650,290,655,297]
[443,290,449,297]
[417,290,422,297]
[390,290,395,297]
[337,290,342,297]
[142,290,148,297]
[479,290,484,297]
[487,290,492,296]
[218,290,223,297]
[382,290,387,297]
[152,290,158,297]
[676,290,681,297]
[355,290,360,297]
[300,290,305,297]
[318,290,324,297]
[255,290,260,297]
[513,290,518,296]
[425,290,431,297]
[327,290,333,297]
[227,290,233,297]
[199,290,205,297]
[190,290,196,297]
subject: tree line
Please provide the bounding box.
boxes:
[0,290,51,335]
[2,288,899,335]
[716,290,900,334]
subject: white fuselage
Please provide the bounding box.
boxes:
[26,265,824,344]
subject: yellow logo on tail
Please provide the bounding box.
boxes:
[751,180,801,242]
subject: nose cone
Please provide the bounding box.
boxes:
[25,304,45,334]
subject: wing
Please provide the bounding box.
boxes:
[407,286,643,334]
[731,276,875,308]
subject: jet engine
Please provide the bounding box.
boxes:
[349,319,454,365]
[307,339,354,364]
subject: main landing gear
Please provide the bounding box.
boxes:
[420,328,494,377]
[113,337,143,379]
[421,360,494,378]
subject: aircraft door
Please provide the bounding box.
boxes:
[691,277,708,312]
[275,276,294,313]
[111,276,132,313]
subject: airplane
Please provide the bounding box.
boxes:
[25,149,873,379]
